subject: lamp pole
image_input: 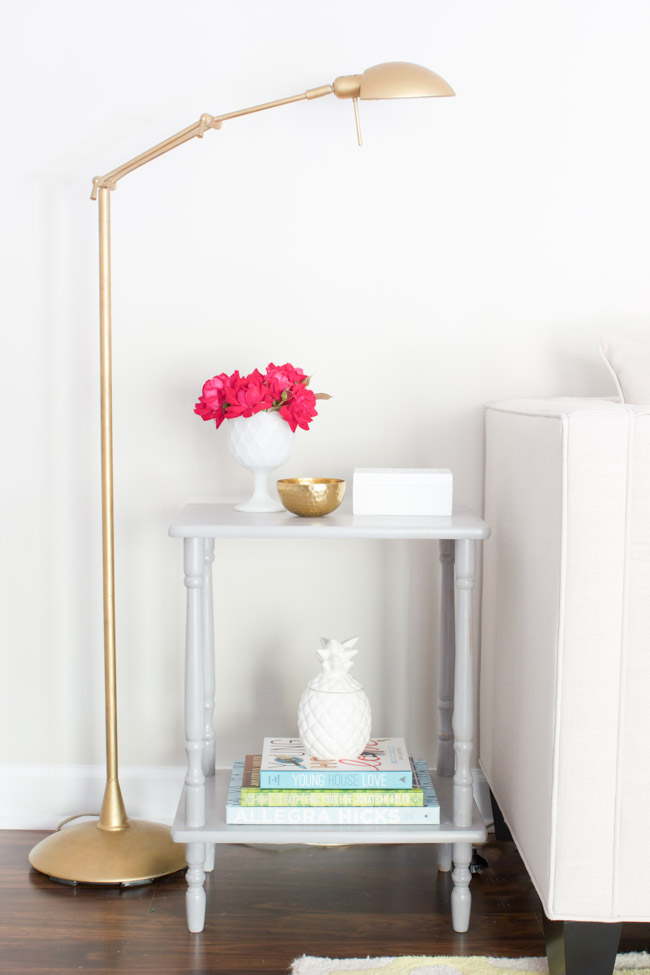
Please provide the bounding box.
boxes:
[97,185,130,833]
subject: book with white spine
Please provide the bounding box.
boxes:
[259,737,412,789]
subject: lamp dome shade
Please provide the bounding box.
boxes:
[360,61,455,100]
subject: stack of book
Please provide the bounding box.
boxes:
[226,737,440,825]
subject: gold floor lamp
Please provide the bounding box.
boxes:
[29,61,454,885]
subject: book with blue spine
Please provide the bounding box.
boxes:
[226,759,440,825]
[259,737,413,789]
[240,754,426,806]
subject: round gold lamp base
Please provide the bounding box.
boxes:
[29,819,187,886]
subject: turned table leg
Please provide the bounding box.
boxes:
[451,538,476,933]
[201,539,216,874]
[186,841,207,934]
[183,536,207,932]
[437,539,456,873]
[202,538,216,777]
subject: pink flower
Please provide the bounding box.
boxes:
[265,362,308,402]
[194,373,229,428]
[222,369,275,418]
[195,363,325,432]
[279,384,318,432]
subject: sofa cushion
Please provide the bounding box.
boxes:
[600,336,650,404]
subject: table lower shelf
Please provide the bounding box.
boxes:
[171,769,487,846]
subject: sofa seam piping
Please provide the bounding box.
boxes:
[548,412,569,917]
[611,410,633,915]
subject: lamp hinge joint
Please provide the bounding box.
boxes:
[91,176,118,201]
[198,114,223,137]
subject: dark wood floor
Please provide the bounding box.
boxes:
[4,832,650,974]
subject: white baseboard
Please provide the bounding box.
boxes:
[1,765,494,831]
[0,765,186,830]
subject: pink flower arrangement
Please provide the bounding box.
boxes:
[195,363,328,433]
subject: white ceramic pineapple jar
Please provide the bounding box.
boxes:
[298,637,371,760]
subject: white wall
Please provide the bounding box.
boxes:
[2,1,649,815]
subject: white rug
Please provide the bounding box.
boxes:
[290,954,650,975]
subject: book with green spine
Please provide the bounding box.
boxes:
[239,754,428,807]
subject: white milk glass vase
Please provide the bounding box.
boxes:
[226,411,294,512]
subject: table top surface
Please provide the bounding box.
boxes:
[169,501,490,540]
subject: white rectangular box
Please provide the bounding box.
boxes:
[352,468,453,516]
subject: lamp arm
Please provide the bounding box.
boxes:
[89,68,359,837]
[90,83,334,200]
[90,78,332,811]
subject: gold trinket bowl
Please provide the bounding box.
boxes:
[277,478,346,517]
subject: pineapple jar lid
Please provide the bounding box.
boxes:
[307,637,364,692]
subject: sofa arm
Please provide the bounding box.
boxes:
[480,397,650,921]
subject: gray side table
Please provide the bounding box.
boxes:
[169,502,490,933]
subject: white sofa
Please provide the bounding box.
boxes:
[480,393,650,974]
